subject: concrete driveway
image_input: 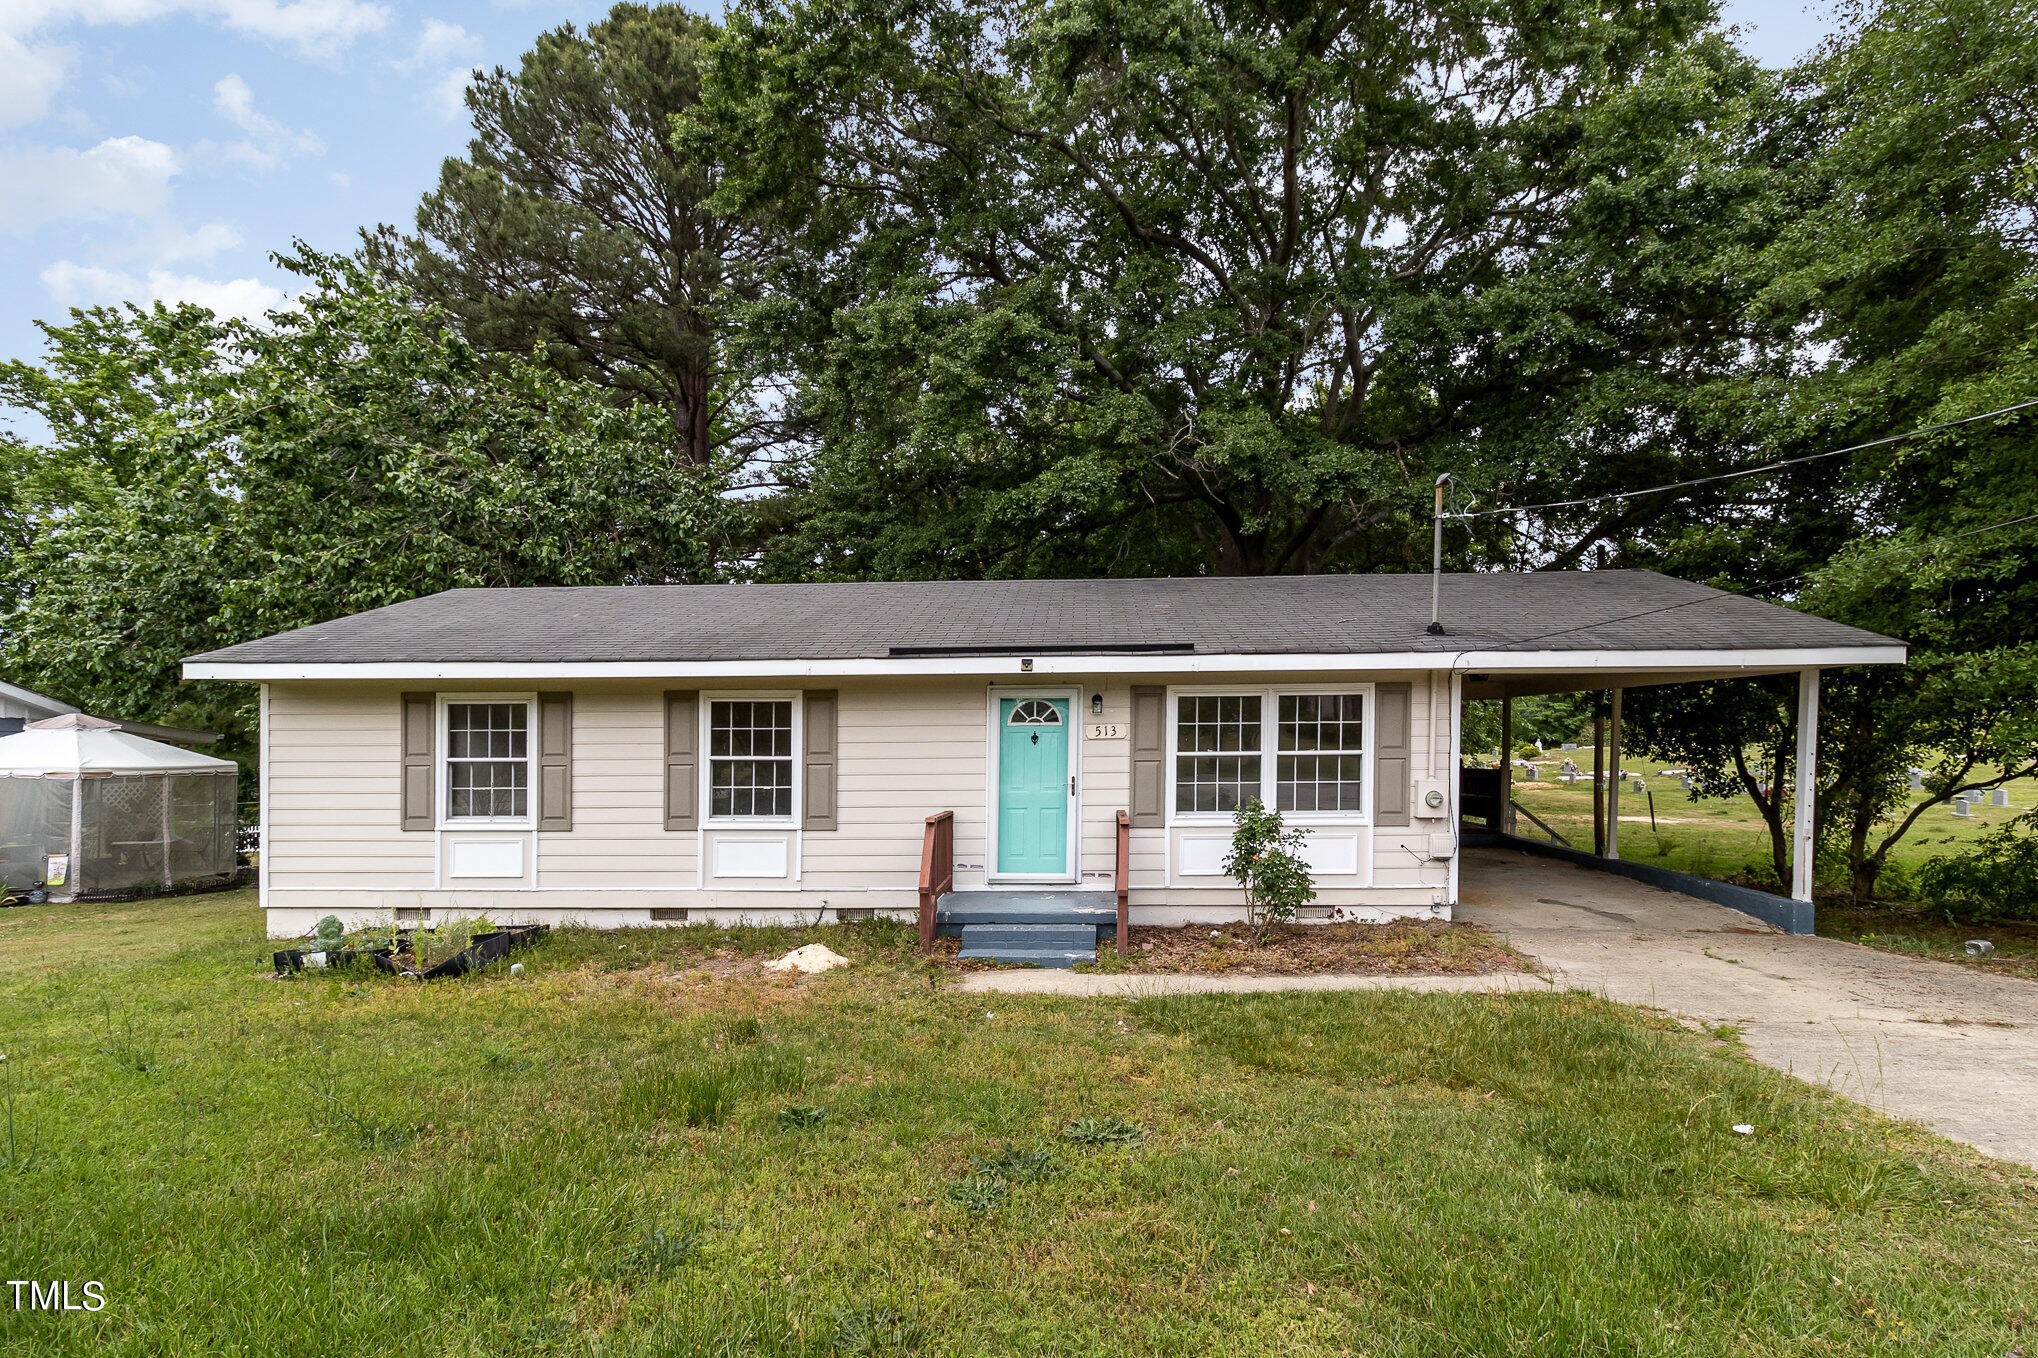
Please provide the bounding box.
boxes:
[1457,846,2038,1168]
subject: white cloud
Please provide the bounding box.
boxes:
[211,72,323,168]
[429,65,477,122]
[151,219,241,262]
[395,18,477,71]
[41,257,287,320]
[0,135,179,232]
[327,169,348,188]
[0,32,76,131]
[3,3,391,63]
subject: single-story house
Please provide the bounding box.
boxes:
[183,572,1904,949]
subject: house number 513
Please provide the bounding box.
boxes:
[1086,722,1123,739]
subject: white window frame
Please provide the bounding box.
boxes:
[1164,683,1373,828]
[437,692,538,828]
[701,690,804,828]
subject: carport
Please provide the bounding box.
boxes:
[1433,575,1908,932]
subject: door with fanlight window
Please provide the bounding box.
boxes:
[994,696,1071,878]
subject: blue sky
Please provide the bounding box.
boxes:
[0,1,1837,389]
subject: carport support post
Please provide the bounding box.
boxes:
[1791,668,1820,903]
[1606,687,1624,860]
[1498,693,1515,834]
[1592,697,1606,857]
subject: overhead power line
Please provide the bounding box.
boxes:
[1450,508,2038,659]
[1450,398,2038,523]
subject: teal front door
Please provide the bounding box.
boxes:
[996,697,1070,877]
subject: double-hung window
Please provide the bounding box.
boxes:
[1171,688,1369,821]
[707,698,796,820]
[444,700,532,822]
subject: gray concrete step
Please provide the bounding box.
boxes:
[956,921,1098,969]
[937,889,1117,930]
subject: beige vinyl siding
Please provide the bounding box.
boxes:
[1371,671,1450,891]
[258,669,1451,927]
[1077,681,1133,884]
[800,678,986,890]
[266,682,434,891]
[538,688,694,889]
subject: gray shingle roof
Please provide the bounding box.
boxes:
[186,572,1902,666]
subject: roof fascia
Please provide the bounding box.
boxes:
[183,644,1907,683]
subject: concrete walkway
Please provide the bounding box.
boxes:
[962,848,2038,1168]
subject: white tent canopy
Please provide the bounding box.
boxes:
[0,715,240,898]
[0,714,236,778]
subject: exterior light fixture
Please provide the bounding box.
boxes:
[1090,693,1104,715]
[1020,658,1033,671]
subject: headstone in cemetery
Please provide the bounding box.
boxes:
[1908,767,1925,789]
[1679,775,1692,792]
[1632,777,1645,792]
[1992,789,2011,808]
[1951,798,1974,818]
[1561,743,1577,751]
[1524,764,1540,782]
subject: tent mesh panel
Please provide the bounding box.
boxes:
[0,778,73,890]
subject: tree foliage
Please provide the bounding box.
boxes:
[1,252,728,761]
[696,0,1789,579]
[1626,0,2038,902]
[369,3,781,472]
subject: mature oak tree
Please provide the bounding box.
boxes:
[696,0,1788,579]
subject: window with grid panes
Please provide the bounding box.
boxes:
[708,700,795,818]
[1277,694,1365,811]
[1174,695,1262,813]
[445,702,530,819]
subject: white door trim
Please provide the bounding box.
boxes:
[984,685,1082,885]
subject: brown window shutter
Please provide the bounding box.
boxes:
[803,690,838,831]
[664,690,699,831]
[537,693,573,832]
[1374,682,1412,827]
[1129,685,1165,828]
[400,692,435,831]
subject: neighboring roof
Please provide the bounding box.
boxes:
[0,714,238,777]
[0,678,75,719]
[0,677,220,745]
[185,572,1903,670]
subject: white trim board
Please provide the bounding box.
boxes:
[185,644,1905,683]
[983,685,1082,885]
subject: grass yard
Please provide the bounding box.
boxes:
[1507,765,2038,895]
[1814,906,2038,982]
[4,891,2037,1356]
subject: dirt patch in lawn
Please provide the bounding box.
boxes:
[1817,906,2038,982]
[933,919,1530,976]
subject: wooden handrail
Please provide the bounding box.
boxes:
[917,811,954,954]
[1114,809,1130,955]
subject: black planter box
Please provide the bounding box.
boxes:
[272,946,400,976]
[418,924,549,979]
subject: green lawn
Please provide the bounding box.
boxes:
[1507,764,2037,893]
[3,891,2035,1355]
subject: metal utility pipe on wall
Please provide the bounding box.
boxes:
[1428,474,1451,635]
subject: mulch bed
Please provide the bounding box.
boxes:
[934,919,1531,977]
